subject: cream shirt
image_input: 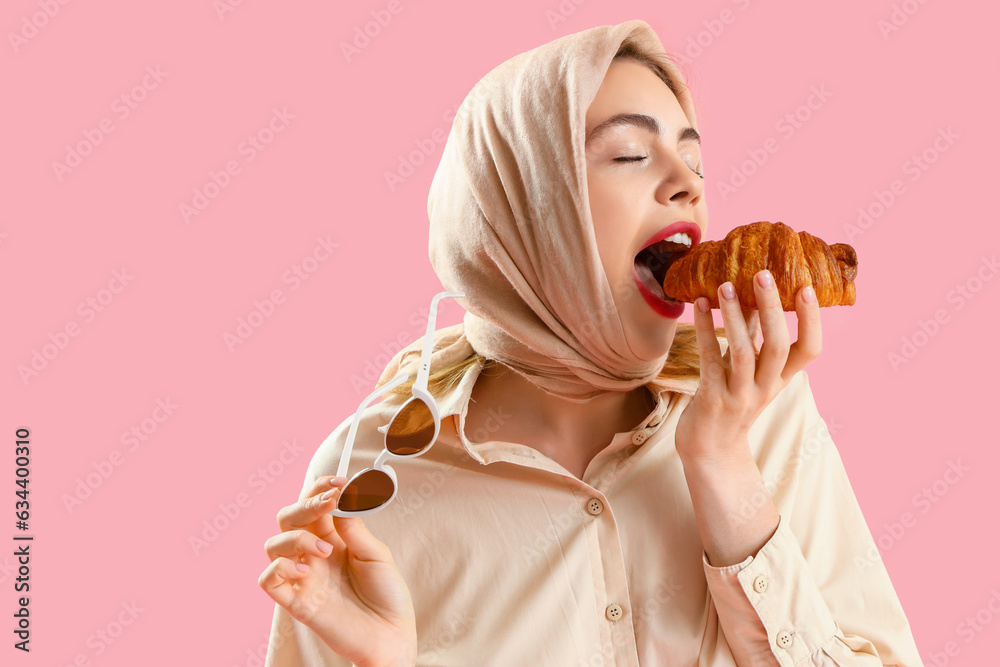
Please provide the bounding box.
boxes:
[264,360,923,666]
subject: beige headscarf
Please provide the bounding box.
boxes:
[378,19,700,402]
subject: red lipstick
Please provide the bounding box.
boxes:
[637,221,702,254]
[633,221,702,319]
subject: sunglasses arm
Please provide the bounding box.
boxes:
[414,291,465,393]
[335,372,410,480]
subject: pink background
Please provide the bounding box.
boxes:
[3,0,996,665]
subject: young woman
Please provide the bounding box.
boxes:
[258,20,923,666]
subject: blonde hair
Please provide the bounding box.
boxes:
[381,39,724,402]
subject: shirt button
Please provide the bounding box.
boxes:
[753,574,769,593]
[586,498,604,515]
[776,630,794,649]
[631,431,647,444]
[605,603,623,621]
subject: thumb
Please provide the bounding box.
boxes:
[332,515,394,564]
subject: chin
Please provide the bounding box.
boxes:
[628,308,680,361]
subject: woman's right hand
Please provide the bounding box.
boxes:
[258,476,417,667]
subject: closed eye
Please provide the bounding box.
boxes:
[614,155,704,178]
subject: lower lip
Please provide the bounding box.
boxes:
[634,270,685,318]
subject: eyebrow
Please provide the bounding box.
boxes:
[585,113,701,147]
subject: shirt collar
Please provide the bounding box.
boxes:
[433,358,702,464]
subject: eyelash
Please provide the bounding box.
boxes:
[613,155,704,179]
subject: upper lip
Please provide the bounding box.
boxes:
[637,221,703,255]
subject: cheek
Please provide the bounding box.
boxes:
[590,206,634,299]
[587,174,628,240]
[586,166,639,283]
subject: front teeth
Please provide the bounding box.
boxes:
[664,232,692,246]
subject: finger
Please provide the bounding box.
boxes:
[717,282,755,394]
[782,285,822,383]
[303,475,346,500]
[264,529,338,563]
[724,308,760,367]
[332,515,394,565]
[258,557,311,608]
[743,309,761,354]
[277,478,348,533]
[754,270,791,388]
[692,297,725,388]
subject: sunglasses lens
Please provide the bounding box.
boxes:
[386,398,436,455]
[338,470,394,512]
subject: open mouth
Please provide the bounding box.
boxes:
[633,232,694,301]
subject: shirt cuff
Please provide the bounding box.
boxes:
[702,514,841,667]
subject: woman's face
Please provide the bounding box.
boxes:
[585,58,708,361]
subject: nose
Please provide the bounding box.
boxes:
[657,153,704,207]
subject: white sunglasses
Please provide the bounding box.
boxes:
[329,291,465,517]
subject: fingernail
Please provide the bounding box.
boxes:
[316,539,333,554]
[320,488,339,502]
[802,285,816,303]
[697,297,709,313]
[757,271,774,289]
[329,476,347,487]
[721,283,736,301]
[295,562,310,573]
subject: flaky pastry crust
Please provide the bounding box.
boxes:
[661,221,857,310]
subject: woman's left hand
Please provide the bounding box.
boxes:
[674,269,822,465]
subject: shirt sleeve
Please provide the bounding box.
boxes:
[264,601,354,667]
[700,371,924,667]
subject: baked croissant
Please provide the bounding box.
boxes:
[661,221,857,311]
